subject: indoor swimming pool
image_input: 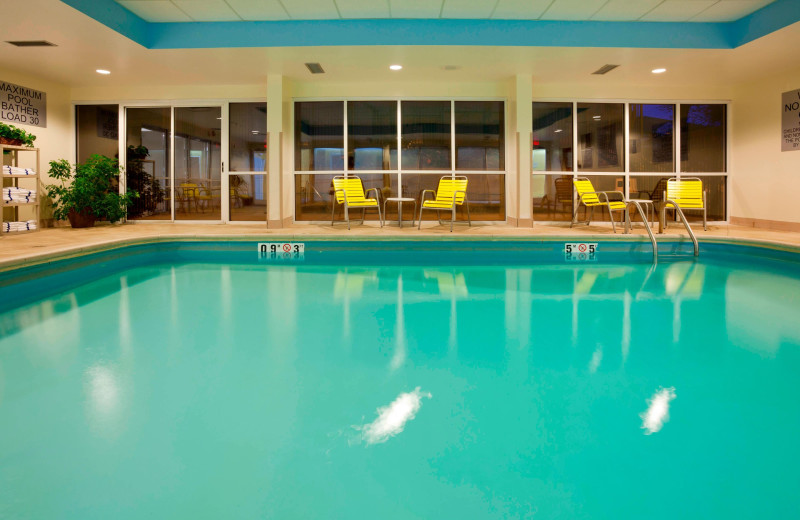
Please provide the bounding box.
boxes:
[1,240,799,518]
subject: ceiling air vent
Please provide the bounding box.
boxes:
[305,63,325,74]
[592,64,619,75]
[6,40,57,47]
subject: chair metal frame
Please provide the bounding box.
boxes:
[330,175,383,230]
[417,175,471,232]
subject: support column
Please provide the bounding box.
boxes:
[515,74,533,227]
[267,74,284,228]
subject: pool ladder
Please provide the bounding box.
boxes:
[625,200,699,264]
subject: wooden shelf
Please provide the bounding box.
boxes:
[1,144,40,235]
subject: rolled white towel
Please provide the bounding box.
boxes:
[2,165,36,176]
[2,220,37,232]
[2,187,36,203]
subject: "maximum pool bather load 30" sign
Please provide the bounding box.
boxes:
[783,88,800,152]
[0,80,46,128]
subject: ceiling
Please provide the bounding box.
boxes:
[114,0,776,23]
[1,0,799,90]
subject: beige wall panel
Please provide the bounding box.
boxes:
[731,67,800,224]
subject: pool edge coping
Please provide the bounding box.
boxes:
[2,232,800,274]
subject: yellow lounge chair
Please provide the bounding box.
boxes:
[571,177,627,233]
[331,175,383,230]
[418,175,471,232]
[662,177,707,231]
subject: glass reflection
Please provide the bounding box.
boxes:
[640,387,676,435]
[355,387,432,445]
[126,107,170,220]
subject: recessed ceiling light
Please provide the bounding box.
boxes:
[251,130,259,134]
[554,129,563,133]
[389,65,403,71]
[96,69,111,75]
[593,116,601,119]
[652,68,667,74]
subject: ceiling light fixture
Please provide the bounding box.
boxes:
[652,68,667,74]
[554,129,563,133]
[593,115,601,119]
[96,69,111,75]
[389,65,403,71]
[251,130,259,134]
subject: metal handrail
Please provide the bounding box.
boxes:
[660,199,699,256]
[625,200,658,264]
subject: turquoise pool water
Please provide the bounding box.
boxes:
[1,241,799,518]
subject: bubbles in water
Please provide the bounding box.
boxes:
[356,387,432,445]
[640,387,676,435]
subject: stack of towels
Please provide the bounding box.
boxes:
[2,187,37,203]
[2,220,37,232]
[2,165,36,176]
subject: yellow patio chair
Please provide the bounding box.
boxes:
[331,175,383,230]
[178,182,198,213]
[418,175,470,232]
[571,177,627,233]
[661,177,707,231]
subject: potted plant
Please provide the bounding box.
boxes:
[45,154,138,228]
[0,122,37,147]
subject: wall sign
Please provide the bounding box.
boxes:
[782,88,800,152]
[0,81,46,128]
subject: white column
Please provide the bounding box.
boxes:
[515,74,533,226]
[267,74,284,227]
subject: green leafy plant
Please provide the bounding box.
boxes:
[0,122,37,147]
[45,154,138,225]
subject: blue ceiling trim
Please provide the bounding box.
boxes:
[60,0,150,46]
[730,0,800,47]
[59,0,800,51]
[148,19,732,49]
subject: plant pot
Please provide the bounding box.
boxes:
[67,209,97,228]
[0,137,24,146]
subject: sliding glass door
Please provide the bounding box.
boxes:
[174,106,222,221]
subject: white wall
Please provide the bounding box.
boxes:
[731,67,800,227]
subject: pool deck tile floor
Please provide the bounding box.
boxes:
[1,222,800,270]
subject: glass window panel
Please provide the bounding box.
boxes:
[230,174,266,221]
[126,107,170,220]
[401,101,451,170]
[629,104,675,173]
[455,101,504,171]
[577,103,624,173]
[680,104,726,172]
[76,105,119,164]
[174,106,221,221]
[532,174,574,221]
[295,101,344,171]
[532,102,573,172]
[348,101,397,171]
[229,102,266,172]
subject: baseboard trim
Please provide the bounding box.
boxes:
[731,216,800,233]
[517,218,533,228]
